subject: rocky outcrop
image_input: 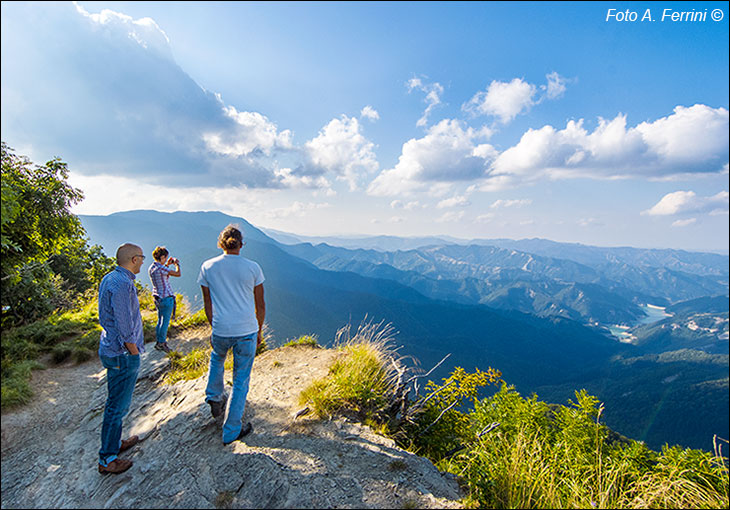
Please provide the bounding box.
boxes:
[1,339,463,509]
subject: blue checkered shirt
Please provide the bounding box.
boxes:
[98,266,145,357]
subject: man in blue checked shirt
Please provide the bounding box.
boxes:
[96,243,146,475]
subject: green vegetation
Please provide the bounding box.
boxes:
[1,142,114,327]
[297,322,730,509]
[438,385,729,509]
[1,143,117,408]
[1,360,46,408]
[2,300,103,407]
[163,328,269,385]
[283,335,319,347]
[299,323,399,422]
[165,348,213,385]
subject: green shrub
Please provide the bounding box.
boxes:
[398,366,502,460]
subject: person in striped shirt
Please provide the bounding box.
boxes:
[148,246,181,354]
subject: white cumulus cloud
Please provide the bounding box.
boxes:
[303,115,379,191]
[463,73,569,124]
[543,71,568,100]
[368,119,495,196]
[74,2,172,59]
[644,190,729,216]
[436,211,465,223]
[203,106,292,157]
[391,200,422,210]
[464,78,536,124]
[488,105,729,185]
[437,195,471,209]
[671,218,697,227]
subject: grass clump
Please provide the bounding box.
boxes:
[299,322,399,422]
[388,459,408,471]
[163,347,241,385]
[164,348,211,384]
[0,359,45,408]
[283,335,319,348]
[172,308,208,330]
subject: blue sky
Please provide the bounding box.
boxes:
[2,1,728,251]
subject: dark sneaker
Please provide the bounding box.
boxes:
[154,342,171,354]
[119,435,139,452]
[98,458,133,475]
[223,422,253,445]
[208,393,228,420]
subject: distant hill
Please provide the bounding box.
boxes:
[261,229,461,252]
[666,295,730,315]
[266,231,730,278]
[278,241,727,325]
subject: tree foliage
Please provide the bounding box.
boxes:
[1,142,114,327]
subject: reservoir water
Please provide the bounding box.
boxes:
[608,304,672,342]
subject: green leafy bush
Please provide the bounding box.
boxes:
[402,366,502,460]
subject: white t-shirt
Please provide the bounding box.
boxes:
[197,253,265,337]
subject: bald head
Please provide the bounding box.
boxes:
[116,243,145,274]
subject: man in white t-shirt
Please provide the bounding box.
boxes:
[197,224,266,444]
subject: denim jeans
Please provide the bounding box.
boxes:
[205,333,257,443]
[155,296,175,345]
[99,353,140,465]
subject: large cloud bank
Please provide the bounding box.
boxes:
[371,105,728,196]
[1,3,727,199]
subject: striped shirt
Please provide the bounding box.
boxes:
[148,261,174,298]
[98,266,145,357]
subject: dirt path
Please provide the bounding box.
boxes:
[1,327,464,509]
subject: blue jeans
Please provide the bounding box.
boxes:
[205,333,257,443]
[99,353,140,465]
[155,296,175,345]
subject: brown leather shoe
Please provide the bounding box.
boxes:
[98,458,133,474]
[120,435,139,452]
